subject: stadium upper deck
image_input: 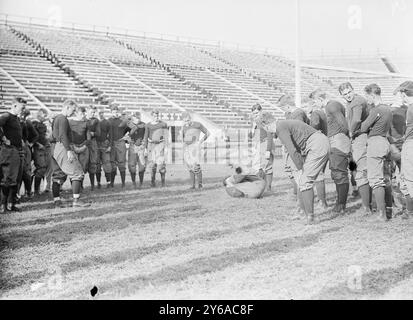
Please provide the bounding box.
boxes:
[0,22,411,128]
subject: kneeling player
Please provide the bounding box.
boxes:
[223,167,266,199]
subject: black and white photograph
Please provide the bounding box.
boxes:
[0,0,412,303]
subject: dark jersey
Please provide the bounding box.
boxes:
[325,100,349,137]
[69,119,89,145]
[109,117,128,142]
[144,121,168,147]
[389,105,407,144]
[346,94,370,138]
[97,118,111,143]
[275,119,317,170]
[0,112,23,149]
[31,119,49,146]
[20,119,39,144]
[87,117,100,140]
[286,108,310,124]
[360,104,393,138]
[52,114,72,150]
[129,121,146,145]
[309,109,328,136]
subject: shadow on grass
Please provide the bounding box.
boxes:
[3,196,187,229]
[316,203,363,223]
[314,260,413,299]
[0,204,208,251]
[84,183,221,202]
[0,221,273,292]
[71,226,343,299]
[260,191,289,199]
[16,184,220,213]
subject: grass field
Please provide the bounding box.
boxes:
[0,159,412,300]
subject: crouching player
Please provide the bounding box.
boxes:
[50,100,90,208]
[144,110,169,187]
[282,99,317,216]
[182,112,210,189]
[307,97,329,209]
[256,112,330,224]
[310,89,350,214]
[223,166,266,199]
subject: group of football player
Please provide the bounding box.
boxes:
[2,79,412,223]
[0,98,211,213]
[225,80,413,225]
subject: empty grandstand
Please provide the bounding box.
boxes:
[0,17,411,130]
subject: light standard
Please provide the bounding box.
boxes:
[295,0,301,109]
